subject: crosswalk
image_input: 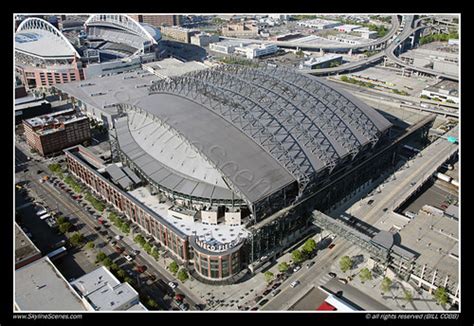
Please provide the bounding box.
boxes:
[316,273,334,287]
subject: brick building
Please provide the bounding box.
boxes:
[23,109,91,156]
[129,14,181,27]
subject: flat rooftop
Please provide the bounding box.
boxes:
[129,186,249,247]
[398,210,458,285]
[143,58,208,79]
[425,79,458,96]
[70,266,141,311]
[54,69,161,115]
[15,257,86,311]
[15,223,41,266]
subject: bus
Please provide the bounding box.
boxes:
[47,246,67,261]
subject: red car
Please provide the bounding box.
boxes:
[175,294,185,302]
[114,246,124,254]
[135,265,146,273]
[328,244,336,249]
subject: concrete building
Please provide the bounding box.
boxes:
[129,14,181,27]
[400,48,459,77]
[296,19,342,29]
[234,43,278,59]
[70,266,147,311]
[15,223,42,270]
[190,32,220,47]
[209,41,238,54]
[334,24,361,33]
[328,34,367,45]
[270,32,304,42]
[354,27,379,39]
[300,54,343,69]
[15,257,87,311]
[15,99,53,125]
[160,26,198,43]
[221,22,259,37]
[421,80,459,104]
[23,108,91,156]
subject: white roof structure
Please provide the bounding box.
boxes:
[15,17,80,60]
[15,257,87,311]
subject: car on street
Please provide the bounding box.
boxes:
[290,280,300,288]
[168,281,177,289]
[135,265,146,273]
[293,265,301,272]
[271,289,281,296]
[328,244,336,249]
[114,246,124,254]
[175,294,185,302]
[254,295,263,303]
[262,289,271,296]
[338,278,348,284]
[258,299,269,306]
[250,307,259,311]
[328,272,337,278]
[115,235,122,241]
[133,249,140,255]
[124,254,133,262]
[306,261,315,268]
[367,199,374,205]
[271,282,281,290]
[194,304,203,311]
[178,302,189,311]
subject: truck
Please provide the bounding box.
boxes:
[435,172,452,183]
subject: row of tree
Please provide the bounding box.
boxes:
[168,261,189,283]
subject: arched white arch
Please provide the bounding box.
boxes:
[84,14,157,44]
[16,17,81,58]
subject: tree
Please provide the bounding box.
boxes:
[278,262,290,273]
[264,271,275,284]
[433,287,449,306]
[146,298,159,310]
[302,239,317,255]
[134,234,146,246]
[380,277,392,293]
[339,256,353,273]
[151,247,160,261]
[403,290,413,303]
[116,269,127,280]
[143,242,152,254]
[291,250,304,264]
[86,241,95,249]
[177,268,189,283]
[69,232,84,247]
[102,257,113,268]
[109,263,119,272]
[124,276,134,285]
[58,222,72,234]
[169,261,179,274]
[56,216,67,225]
[120,223,130,235]
[96,251,107,263]
[359,268,372,283]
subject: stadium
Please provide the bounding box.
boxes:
[103,64,396,282]
[15,14,162,89]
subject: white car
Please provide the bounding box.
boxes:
[293,265,301,272]
[290,280,300,288]
[124,255,133,262]
[115,235,122,241]
[168,281,177,289]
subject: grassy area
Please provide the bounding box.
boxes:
[84,192,105,212]
[64,175,82,193]
[217,56,258,67]
[420,32,459,45]
[340,75,376,88]
[392,89,410,96]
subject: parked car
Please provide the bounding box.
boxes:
[328,244,336,249]
[367,199,374,205]
[175,294,185,302]
[135,265,146,273]
[194,304,203,311]
[262,289,271,296]
[328,272,337,278]
[124,255,133,262]
[114,246,124,254]
[178,302,189,311]
[271,289,281,296]
[250,307,259,311]
[290,280,300,288]
[306,261,315,269]
[133,249,140,255]
[115,235,122,241]
[258,299,269,306]
[293,265,301,272]
[271,282,281,290]
[254,295,263,303]
[168,281,177,289]
[338,278,348,284]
